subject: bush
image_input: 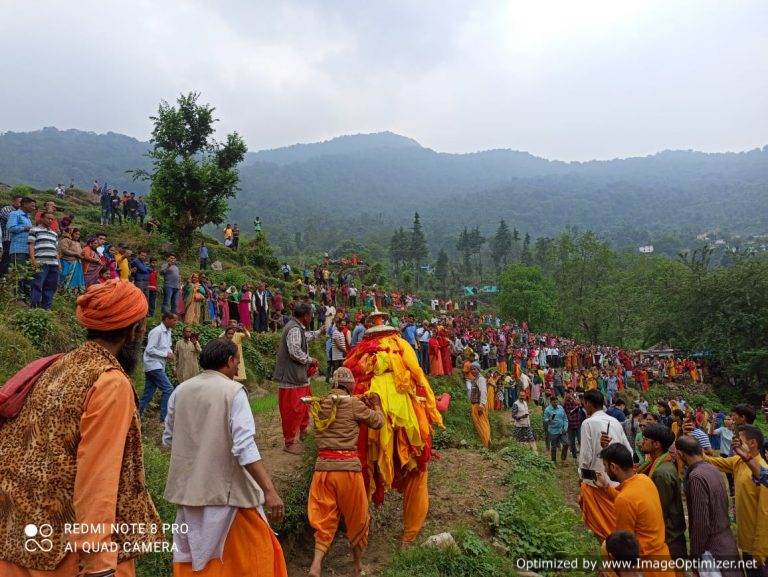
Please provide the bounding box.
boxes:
[0,326,39,382]
[9,307,84,356]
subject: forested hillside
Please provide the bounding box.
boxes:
[1,127,766,255]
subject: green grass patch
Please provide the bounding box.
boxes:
[382,528,514,577]
[250,394,278,413]
[431,373,506,449]
[493,442,597,575]
[136,441,174,577]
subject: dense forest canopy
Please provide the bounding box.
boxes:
[1,127,767,258]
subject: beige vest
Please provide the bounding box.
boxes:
[163,370,265,508]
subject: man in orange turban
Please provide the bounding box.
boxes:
[0,279,163,577]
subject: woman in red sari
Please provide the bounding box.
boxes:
[428,331,444,376]
[439,328,453,375]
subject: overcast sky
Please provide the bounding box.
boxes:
[1,0,766,160]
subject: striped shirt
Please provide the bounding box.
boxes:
[685,460,739,559]
[690,427,712,451]
[0,205,15,242]
[28,225,59,266]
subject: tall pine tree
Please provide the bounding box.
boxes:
[434,249,449,296]
[521,232,533,265]
[456,227,472,276]
[491,219,512,272]
[409,212,428,287]
[389,226,409,277]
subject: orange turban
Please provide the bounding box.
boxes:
[76,279,148,330]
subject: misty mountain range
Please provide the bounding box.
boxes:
[1,126,767,256]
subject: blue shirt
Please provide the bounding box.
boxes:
[199,246,209,259]
[7,209,33,255]
[350,324,365,347]
[402,324,417,346]
[606,406,627,423]
[691,427,712,451]
[752,467,768,488]
[543,404,567,435]
[131,258,150,283]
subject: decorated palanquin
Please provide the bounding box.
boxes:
[343,310,444,506]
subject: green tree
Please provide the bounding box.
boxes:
[520,233,533,265]
[490,219,512,272]
[456,227,472,277]
[136,92,247,252]
[435,249,449,296]
[498,264,558,330]
[468,226,486,281]
[389,226,409,277]
[409,212,428,287]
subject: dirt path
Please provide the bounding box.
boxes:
[252,388,513,577]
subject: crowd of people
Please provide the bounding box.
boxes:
[432,310,768,577]
[1,189,767,577]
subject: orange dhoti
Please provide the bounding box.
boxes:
[486,385,495,412]
[173,509,287,577]
[400,469,429,545]
[471,404,491,448]
[579,482,616,541]
[308,471,370,553]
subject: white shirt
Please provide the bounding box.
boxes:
[143,323,173,372]
[163,384,263,571]
[512,399,531,427]
[578,409,632,487]
[471,375,488,405]
[416,327,431,343]
[518,372,531,390]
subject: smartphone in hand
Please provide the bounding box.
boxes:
[580,468,598,481]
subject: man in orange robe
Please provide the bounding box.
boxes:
[598,443,676,577]
[307,368,384,577]
[0,280,163,577]
[578,390,633,541]
[469,366,491,447]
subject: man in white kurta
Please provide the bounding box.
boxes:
[163,338,287,576]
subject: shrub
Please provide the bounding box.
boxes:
[0,326,39,382]
[10,303,85,355]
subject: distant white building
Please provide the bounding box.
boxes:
[714,239,726,246]
[639,245,654,254]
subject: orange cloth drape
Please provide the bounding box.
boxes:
[308,471,370,553]
[486,385,495,412]
[608,475,676,577]
[173,509,287,577]
[400,469,429,545]
[579,483,616,541]
[472,405,491,448]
